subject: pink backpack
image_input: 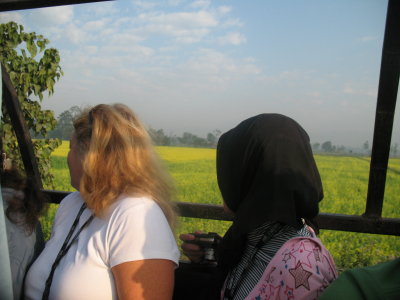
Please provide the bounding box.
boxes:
[227,237,337,300]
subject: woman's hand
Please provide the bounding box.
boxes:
[179,231,205,263]
[112,259,175,300]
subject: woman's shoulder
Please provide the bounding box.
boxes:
[58,191,83,208]
[53,191,84,224]
[112,195,160,211]
[108,195,165,221]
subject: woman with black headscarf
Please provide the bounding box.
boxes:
[179,114,337,300]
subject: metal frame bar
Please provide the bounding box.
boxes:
[0,64,14,300]
[44,190,400,236]
[0,0,112,12]
[1,64,43,189]
[365,0,400,218]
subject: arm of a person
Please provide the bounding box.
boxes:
[112,259,175,300]
[179,232,205,263]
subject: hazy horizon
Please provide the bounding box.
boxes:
[1,0,399,149]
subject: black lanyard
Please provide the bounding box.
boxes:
[223,224,283,300]
[42,203,94,300]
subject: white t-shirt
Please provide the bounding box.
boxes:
[24,192,179,300]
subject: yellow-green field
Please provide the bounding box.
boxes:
[43,141,400,272]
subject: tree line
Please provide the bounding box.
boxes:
[312,140,399,157]
[47,105,400,155]
[46,106,222,148]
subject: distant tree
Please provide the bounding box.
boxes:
[391,143,398,157]
[57,111,73,139]
[180,132,195,146]
[363,141,369,151]
[148,128,171,146]
[168,135,181,146]
[213,129,221,140]
[0,21,63,187]
[321,141,333,152]
[48,106,82,140]
[149,128,219,148]
[312,143,320,152]
[207,132,216,147]
[193,135,207,147]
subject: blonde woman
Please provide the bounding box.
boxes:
[25,104,179,300]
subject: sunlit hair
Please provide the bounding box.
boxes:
[73,103,176,228]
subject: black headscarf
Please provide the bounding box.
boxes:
[216,114,323,270]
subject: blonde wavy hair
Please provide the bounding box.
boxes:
[73,103,176,228]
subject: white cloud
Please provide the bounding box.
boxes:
[29,6,73,26]
[222,18,244,28]
[174,28,210,43]
[137,11,218,28]
[217,6,232,15]
[133,0,157,10]
[308,91,321,97]
[190,0,211,9]
[83,19,108,32]
[65,24,87,44]
[134,10,218,43]
[343,87,355,94]
[83,46,98,55]
[357,36,377,43]
[99,28,117,38]
[168,0,183,6]
[102,44,155,57]
[185,48,261,77]
[107,32,145,45]
[218,32,246,45]
[244,57,256,63]
[159,46,177,52]
[278,70,315,81]
[84,2,118,17]
[0,12,24,24]
[343,87,377,97]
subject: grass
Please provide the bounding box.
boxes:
[41,142,400,272]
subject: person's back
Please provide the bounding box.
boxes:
[178,114,338,300]
[24,104,179,300]
[319,258,400,300]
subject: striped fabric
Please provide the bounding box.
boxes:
[222,222,312,300]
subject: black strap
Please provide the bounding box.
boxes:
[223,223,283,300]
[42,203,94,300]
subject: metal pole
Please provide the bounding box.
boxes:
[1,64,43,190]
[0,63,14,300]
[365,0,400,217]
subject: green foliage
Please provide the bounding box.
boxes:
[319,230,398,273]
[0,21,63,188]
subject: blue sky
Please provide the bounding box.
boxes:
[1,0,398,148]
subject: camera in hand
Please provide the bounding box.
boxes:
[188,232,221,263]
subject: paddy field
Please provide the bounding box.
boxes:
[42,141,400,272]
